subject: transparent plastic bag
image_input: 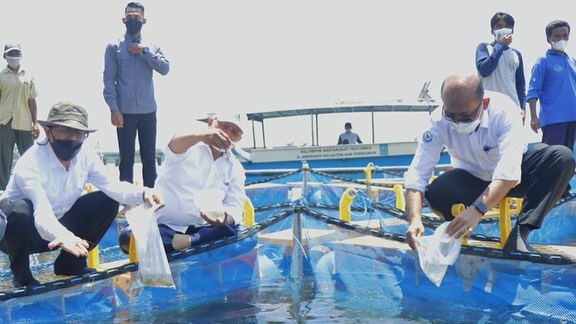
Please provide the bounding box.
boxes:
[416,222,462,287]
[193,188,226,223]
[125,203,175,288]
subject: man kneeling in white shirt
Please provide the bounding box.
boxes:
[0,102,162,288]
[120,113,247,253]
[404,75,574,255]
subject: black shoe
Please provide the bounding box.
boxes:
[12,276,40,289]
[118,226,132,254]
[502,226,538,254]
[54,265,97,276]
[53,252,97,276]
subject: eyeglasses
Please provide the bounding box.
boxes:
[442,99,483,124]
[50,127,89,141]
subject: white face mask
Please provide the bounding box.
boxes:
[5,56,21,68]
[449,117,482,134]
[493,28,512,41]
[552,39,568,51]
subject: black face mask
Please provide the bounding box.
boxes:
[126,19,143,35]
[50,139,83,161]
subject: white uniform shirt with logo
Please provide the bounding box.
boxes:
[155,142,247,233]
[404,91,526,193]
[0,143,145,242]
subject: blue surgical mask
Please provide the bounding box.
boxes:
[50,139,83,161]
[126,19,143,35]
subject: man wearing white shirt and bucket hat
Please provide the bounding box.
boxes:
[0,102,162,288]
[119,113,247,253]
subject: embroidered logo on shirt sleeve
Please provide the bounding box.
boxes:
[483,145,495,153]
[422,131,433,143]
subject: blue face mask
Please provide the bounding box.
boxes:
[126,19,143,35]
[50,139,83,161]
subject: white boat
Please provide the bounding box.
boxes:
[239,82,451,173]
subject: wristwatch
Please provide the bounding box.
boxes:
[472,200,487,215]
[142,46,150,55]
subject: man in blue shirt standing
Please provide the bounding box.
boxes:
[103,2,170,190]
[527,20,576,196]
[527,20,576,151]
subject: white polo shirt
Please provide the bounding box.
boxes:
[1,143,145,242]
[404,91,526,193]
[155,142,247,233]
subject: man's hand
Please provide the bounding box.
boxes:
[143,188,164,210]
[445,207,481,238]
[406,219,425,251]
[128,42,144,55]
[48,235,90,257]
[111,110,124,128]
[530,117,540,133]
[200,211,234,227]
[202,128,233,151]
[32,123,40,139]
[498,34,513,46]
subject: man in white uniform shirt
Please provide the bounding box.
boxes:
[120,113,247,253]
[404,75,574,254]
[0,102,162,288]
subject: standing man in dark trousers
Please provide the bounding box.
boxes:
[527,20,576,196]
[103,2,170,192]
[404,74,574,254]
[0,44,40,190]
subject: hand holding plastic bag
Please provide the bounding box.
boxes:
[125,202,175,288]
[416,222,462,287]
[194,189,226,223]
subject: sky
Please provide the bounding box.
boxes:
[2,0,574,152]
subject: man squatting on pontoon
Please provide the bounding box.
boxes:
[120,113,247,253]
[404,74,575,254]
[0,102,162,288]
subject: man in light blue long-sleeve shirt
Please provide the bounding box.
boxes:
[103,1,170,189]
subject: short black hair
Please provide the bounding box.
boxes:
[546,20,570,39]
[125,2,145,15]
[490,12,515,30]
[345,122,352,129]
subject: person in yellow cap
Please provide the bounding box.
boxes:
[0,102,163,288]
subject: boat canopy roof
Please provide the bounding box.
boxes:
[245,101,438,122]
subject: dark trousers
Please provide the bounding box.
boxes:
[425,144,575,229]
[0,119,34,190]
[542,121,576,152]
[116,111,157,188]
[159,223,239,253]
[0,191,119,283]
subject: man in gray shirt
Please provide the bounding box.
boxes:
[103,1,170,189]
